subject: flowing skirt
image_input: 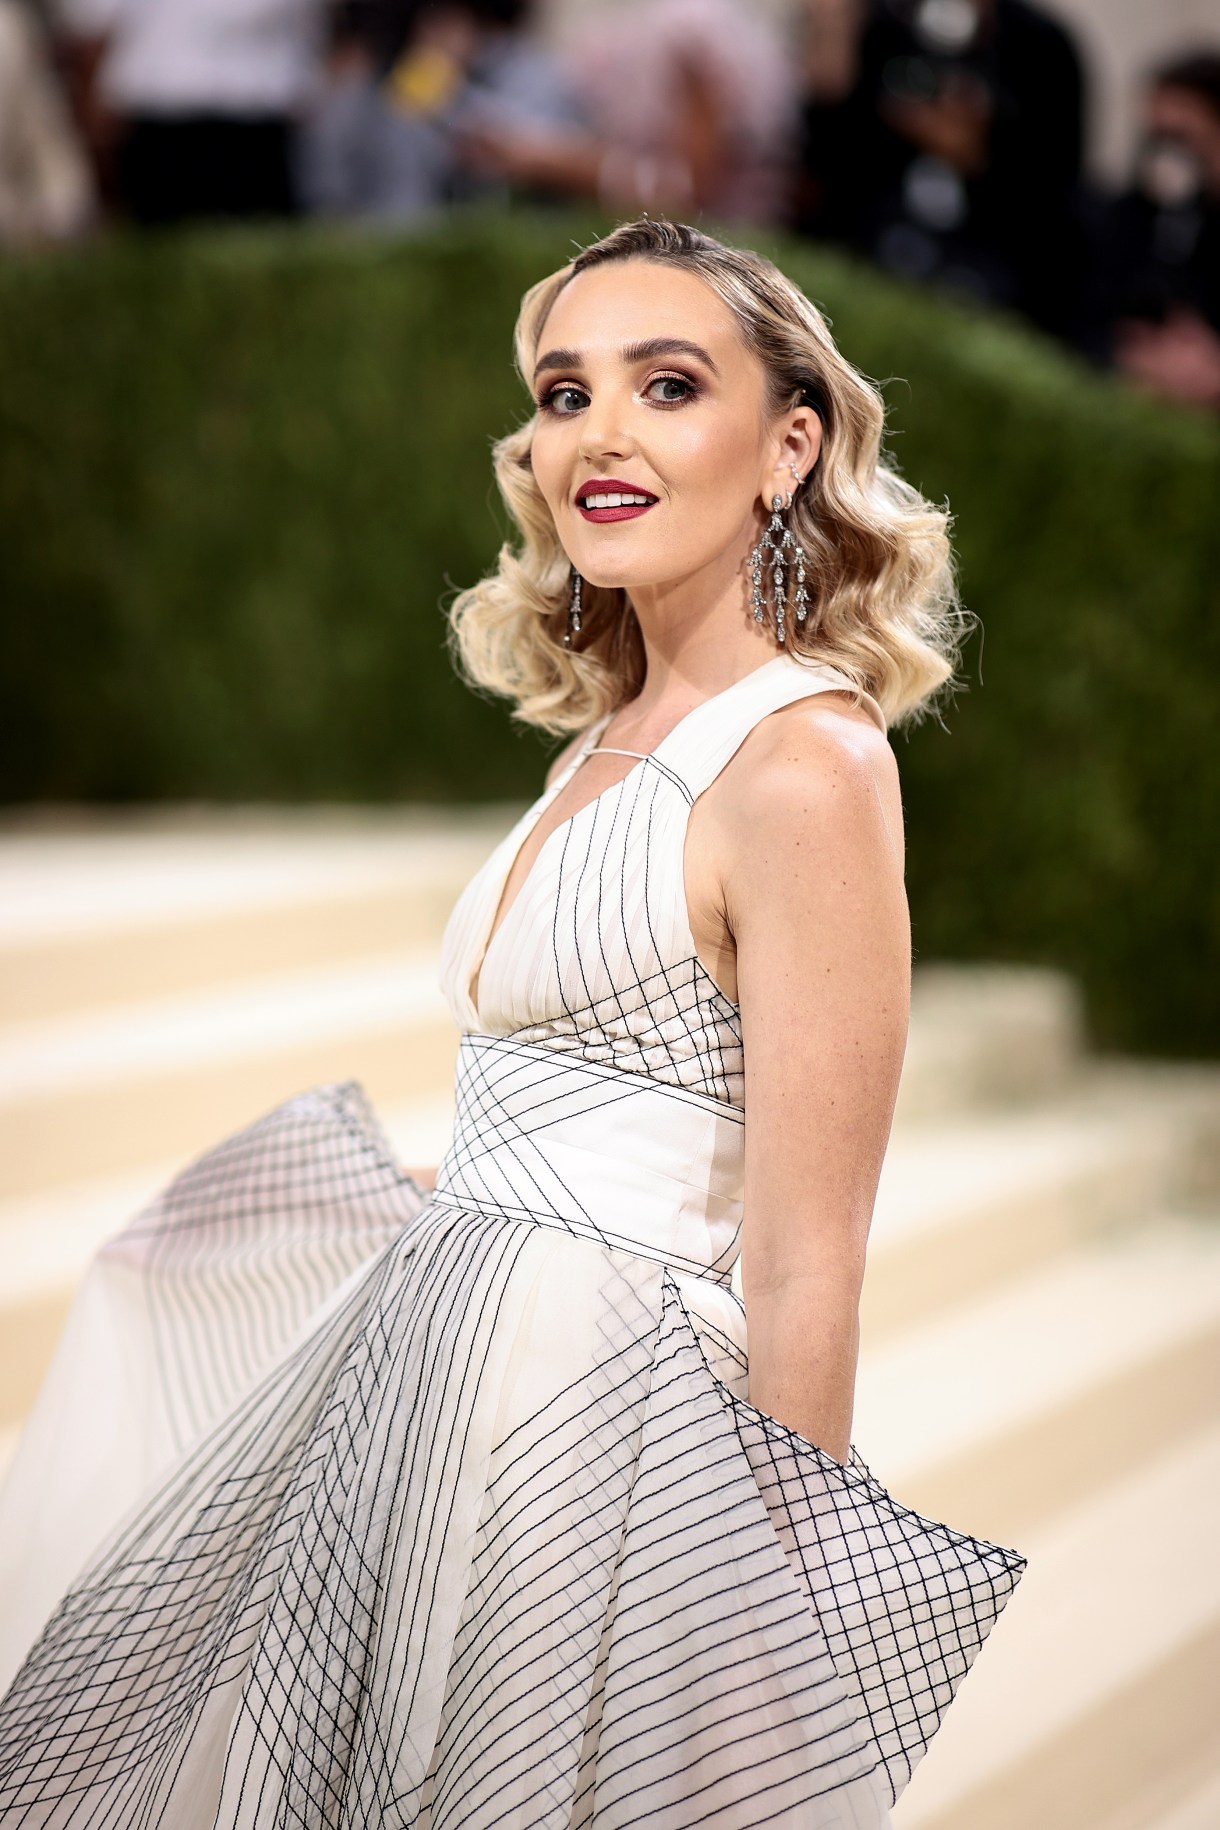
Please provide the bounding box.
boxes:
[0,1081,1025,1828]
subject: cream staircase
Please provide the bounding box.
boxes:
[1,812,1218,1828]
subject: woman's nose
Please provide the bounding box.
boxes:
[577,388,636,464]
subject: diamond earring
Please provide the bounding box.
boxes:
[563,569,583,649]
[749,494,809,647]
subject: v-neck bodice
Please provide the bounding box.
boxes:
[438,655,886,1104]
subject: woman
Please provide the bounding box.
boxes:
[0,218,1025,1826]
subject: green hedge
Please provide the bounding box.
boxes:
[2,212,1218,1056]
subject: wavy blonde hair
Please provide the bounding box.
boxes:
[449,218,968,733]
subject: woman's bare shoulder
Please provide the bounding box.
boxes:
[685,690,905,1006]
[714,690,902,849]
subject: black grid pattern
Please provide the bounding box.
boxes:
[0,658,1027,1825]
[431,1032,743,1288]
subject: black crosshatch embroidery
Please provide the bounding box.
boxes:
[0,660,1025,1825]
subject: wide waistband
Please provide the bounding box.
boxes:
[432,1034,744,1288]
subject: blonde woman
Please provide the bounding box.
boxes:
[0,219,1025,1827]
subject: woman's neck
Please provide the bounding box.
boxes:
[614,555,780,742]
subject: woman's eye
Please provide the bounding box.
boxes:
[645,373,696,405]
[540,384,588,415]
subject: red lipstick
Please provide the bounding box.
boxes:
[576,477,659,524]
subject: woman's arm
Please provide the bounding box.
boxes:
[722,699,909,1463]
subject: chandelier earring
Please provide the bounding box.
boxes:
[563,568,583,650]
[749,477,810,648]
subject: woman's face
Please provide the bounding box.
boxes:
[528,260,818,599]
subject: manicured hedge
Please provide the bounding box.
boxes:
[1,211,1217,1055]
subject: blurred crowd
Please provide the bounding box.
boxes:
[2,0,1219,412]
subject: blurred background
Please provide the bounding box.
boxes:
[2,0,1220,1824]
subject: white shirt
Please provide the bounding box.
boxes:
[56,0,326,115]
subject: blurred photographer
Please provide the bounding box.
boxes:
[1089,52,1220,413]
[300,0,583,221]
[52,0,329,223]
[449,0,797,227]
[796,0,1086,337]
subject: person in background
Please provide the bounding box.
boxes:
[52,0,330,224]
[796,0,1086,337]
[300,0,583,221]
[331,0,425,76]
[1088,51,1220,414]
[0,0,94,244]
[455,0,798,227]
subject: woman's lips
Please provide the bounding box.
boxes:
[575,481,659,524]
[578,500,657,523]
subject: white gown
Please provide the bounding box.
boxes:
[0,652,1026,1827]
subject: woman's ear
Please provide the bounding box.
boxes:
[766,404,823,506]
[785,404,823,481]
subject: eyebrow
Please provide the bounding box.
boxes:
[532,337,721,382]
